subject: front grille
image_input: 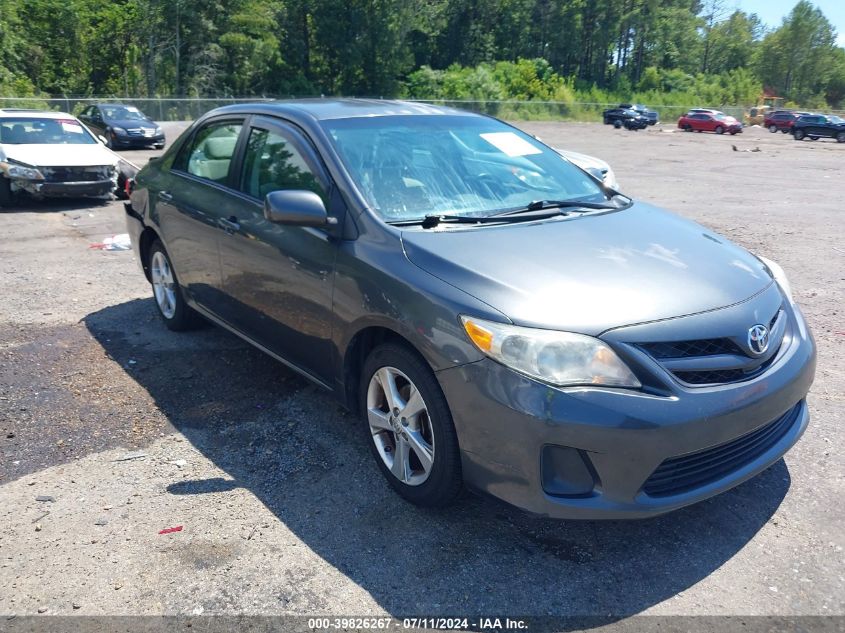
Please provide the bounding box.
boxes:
[637,307,785,387]
[643,403,801,497]
[641,338,743,359]
[42,166,112,182]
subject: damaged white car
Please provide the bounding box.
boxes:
[0,109,138,208]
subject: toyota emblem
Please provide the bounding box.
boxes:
[748,324,770,355]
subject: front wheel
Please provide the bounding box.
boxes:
[781,128,790,134]
[148,240,201,331]
[360,344,462,507]
[0,177,12,208]
[837,132,845,143]
[715,125,724,135]
[613,119,622,129]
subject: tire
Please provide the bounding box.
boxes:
[360,343,462,508]
[153,143,165,150]
[794,129,805,141]
[769,125,778,133]
[148,240,200,331]
[715,125,724,135]
[837,132,845,143]
[603,117,610,125]
[683,124,692,132]
[0,176,12,208]
[730,130,738,135]
[781,128,790,134]
[810,136,819,141]
[613,119,622,129]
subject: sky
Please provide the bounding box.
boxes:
[734,0,845,46]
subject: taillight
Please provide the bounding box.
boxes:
[124,178,135,196]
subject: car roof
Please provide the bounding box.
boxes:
[204,98,476,123]
[0,109,75,119]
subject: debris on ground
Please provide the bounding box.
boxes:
[89,234,131,251]
[158,526,183,535]
[94,517,108,526]
[113,451,146,462]
[732,144,762,152]
[35,495,55,503]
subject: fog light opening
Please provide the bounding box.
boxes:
[541,445,600,498]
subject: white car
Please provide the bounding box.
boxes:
[556,148,619,190]
[0,109,138,208]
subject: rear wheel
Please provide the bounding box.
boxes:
[148,240,200,331]
[810,136,819,141]
[768,125,777,133]
[794,129,805,140]
[683,124,692,131]
[613,119,622,129]
[781,128,790,134]
[715,125,724,135]
[360,344,462,507]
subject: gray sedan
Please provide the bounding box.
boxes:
[126,100,815,519]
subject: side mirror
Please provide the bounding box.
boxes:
[98,135,108,145]
[264,190,335,227]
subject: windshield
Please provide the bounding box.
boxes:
[321,115,607,222]
[829,115,844,124]
[0,117,98,145]
[102,106,147,121]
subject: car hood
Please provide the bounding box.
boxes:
[0,143,121,167]
[401,202,773,335]
[555,149,609,172]
[109,119,157,130]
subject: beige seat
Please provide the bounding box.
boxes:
[189,136,237,182]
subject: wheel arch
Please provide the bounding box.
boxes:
[137,226,164,282]
[341,324,429,412]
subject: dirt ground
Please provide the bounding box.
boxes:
[0,121,843,624]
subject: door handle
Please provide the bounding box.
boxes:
[217,216,240,233]
[158,191,173,202]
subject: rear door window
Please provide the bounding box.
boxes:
[175,121,243,185]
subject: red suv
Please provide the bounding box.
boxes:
[763,111,810,133]
[677,111,743,135]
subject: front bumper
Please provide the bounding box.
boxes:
[112,134,165,147]
[11,179,114,199]
[437,305,816,519]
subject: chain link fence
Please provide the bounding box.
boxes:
[1,96,839,123]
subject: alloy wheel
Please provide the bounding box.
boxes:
[150,251,177,319]
[366,366,435,486]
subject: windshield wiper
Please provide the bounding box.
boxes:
[495,199,624,216]
[388,209,569,229]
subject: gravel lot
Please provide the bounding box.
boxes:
[0,121,843,623]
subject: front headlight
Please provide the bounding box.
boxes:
[155,126,162,134]
[0,161,44,180]
[461,316,641,388]
[758,255,794,304]
[111,126,127,135]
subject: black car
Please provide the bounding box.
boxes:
[792,114,845,142]
[78,104,165,150]
[619,103,659,125]
[601,107,649,130]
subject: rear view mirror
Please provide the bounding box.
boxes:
[264,190,335,227]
